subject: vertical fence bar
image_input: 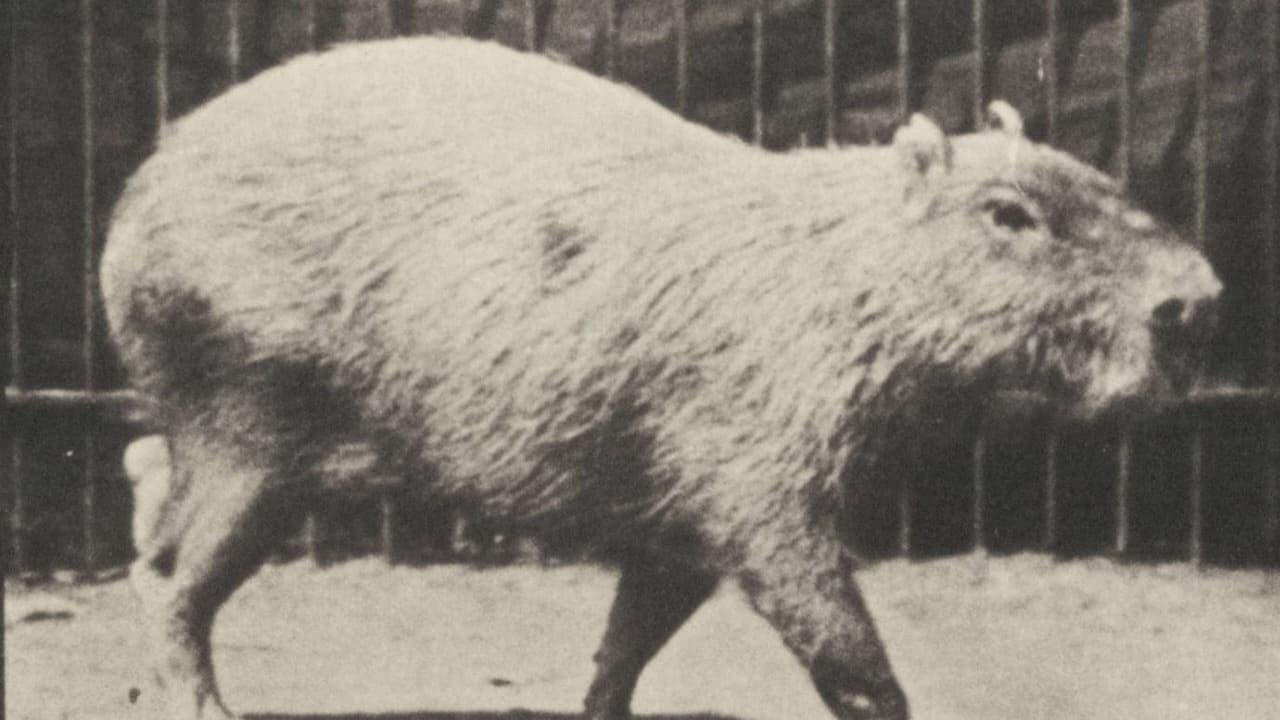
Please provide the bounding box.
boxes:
[1192,0,1210,252]
[750,0,765,146]
[821,0,837,146]
[1039,0,1062,545]
[304,510,320,562]
[6,0,24,576]
[155,0,168,134]
[898,477,912,558]
[82,436,97,572]
[80,0,98,574]
[1116,0,1133,186]
[896,0,910,120]
[1112,0,1134,560]
[6,439,23,574]
[971,0,986,128]
[1043,432,1058,551]
[2,0,13,377]
[80,0,95,393]
[1189,429,1204,566]
[304,510,320,565]
[1189,0,1213,568]
[1268,424,1279,573]
[603,0,618,79]
[303,0,317,51]
[379,490,395,564]
[523,0,537,51]
[1043,0,1059,143]
[672,0,689,116]
[893,0,911,558]
[1263,0,1280,570]
[1115,430,1131,555]
[227,0,241,84]
[972,436,986,552]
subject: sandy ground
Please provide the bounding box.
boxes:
[6,554,1280,720]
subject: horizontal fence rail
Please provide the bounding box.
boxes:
[4,0,1280,576]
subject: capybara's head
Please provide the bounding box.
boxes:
[884,102,1221,418]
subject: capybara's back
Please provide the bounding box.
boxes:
[103,37,1221,720]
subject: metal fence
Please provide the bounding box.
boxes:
[4,0,1279,576]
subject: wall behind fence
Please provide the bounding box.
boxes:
[3,0,1279,575]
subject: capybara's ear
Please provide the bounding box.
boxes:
[893,113,952,180]
[894,113,951,216]
[984,100,1024,136]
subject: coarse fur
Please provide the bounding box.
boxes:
[102,38,1221,720]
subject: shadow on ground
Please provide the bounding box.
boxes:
[249,714,739,720]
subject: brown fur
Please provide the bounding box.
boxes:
[103,38,1220,720]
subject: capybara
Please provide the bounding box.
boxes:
[102,37,1221,720]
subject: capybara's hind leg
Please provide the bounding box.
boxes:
[130,430,299,720]
[583,559,718,720]
[737,519,909,720]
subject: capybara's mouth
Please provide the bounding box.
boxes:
[1150,309,1218,398]
[1137,296,1219,412]
[986,355,1192,424]
[1038,352,1213,424]
[995,300,1219,422]
[987,339,1097,416]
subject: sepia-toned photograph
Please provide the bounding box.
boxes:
[4,1,1279,719]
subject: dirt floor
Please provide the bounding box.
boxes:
[6,553,1280,720]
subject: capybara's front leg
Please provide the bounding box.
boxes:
[737,519,908,720]
[583,558,719,719]
[132,559,236,720]
[127,429,298,720]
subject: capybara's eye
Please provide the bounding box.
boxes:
[983,199,1038,233]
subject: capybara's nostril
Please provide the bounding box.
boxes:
[1150,297,1187,330]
